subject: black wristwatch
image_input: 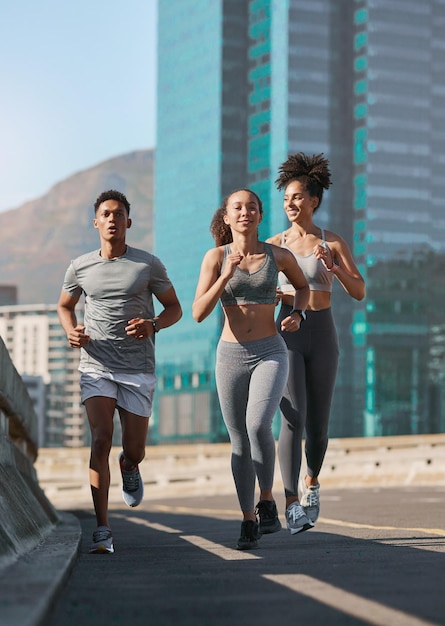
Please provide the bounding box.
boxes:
[149,318,158,333]
[290,309,306,322]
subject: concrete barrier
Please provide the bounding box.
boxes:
[0,338,59,569]
[35,433,445,508]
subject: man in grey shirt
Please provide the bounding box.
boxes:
[57,189,182,554]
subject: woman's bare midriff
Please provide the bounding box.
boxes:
[307,290,331,311]
[221,303,279,342]
[281,290,331,311]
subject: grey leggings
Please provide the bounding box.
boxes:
[215,334,289,512]
[276,306,339,497]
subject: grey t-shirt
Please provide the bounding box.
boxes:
[62,245,173,374]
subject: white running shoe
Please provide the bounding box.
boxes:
[119,452,144,507]
[299,478,320,523]
[285,502,314,534]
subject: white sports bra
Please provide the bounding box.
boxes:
[278,228,334,293]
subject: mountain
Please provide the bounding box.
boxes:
[0,150,153,304]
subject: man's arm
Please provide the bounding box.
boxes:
[57,290,90,348]
[126,286,182,339]
[152,286,182,330]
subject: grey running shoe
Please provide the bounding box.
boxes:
[255,500,282,534]
[119,452,144,507]
[285,502,314,535]
[237,520,261,550]
[299,478,320,523]
[89,526,114,554]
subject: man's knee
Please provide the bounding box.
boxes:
[90,432,113,458]
[122,443,146,466]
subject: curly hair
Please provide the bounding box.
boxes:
[210,188,263,247]
[94,189,131,215]
[275,152,332,209]
[210,207,232,247]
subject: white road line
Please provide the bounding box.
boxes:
[150,504,239,518]
[181,535,261,560]
[116,507,445,540]
[319,517,445,537]
[148,505,445,537]
[113,513,182,534]
[263,574,440,626]
[114,514,260,559]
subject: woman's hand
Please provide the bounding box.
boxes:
[313,242,334,269]
[280,311,302,333]
[221,252,243,280]
[275,287,284,307]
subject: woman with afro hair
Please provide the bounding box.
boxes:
[267,152,365,535]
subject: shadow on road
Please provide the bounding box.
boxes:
[47,493,445,626]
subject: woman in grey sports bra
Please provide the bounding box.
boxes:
[267,152,365,535]
[193,188,309,550]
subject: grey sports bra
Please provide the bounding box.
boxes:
[278,228,334,293]
[220,243,279,306]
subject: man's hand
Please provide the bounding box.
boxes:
[68,325,90,348]
[126,318,153,340]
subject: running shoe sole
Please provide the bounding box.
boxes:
[287,521,314,535]
[89,544,114,554]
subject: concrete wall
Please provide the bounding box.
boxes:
[0,337,58,568]
[35,434,445,508]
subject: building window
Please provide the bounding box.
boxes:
[354,9,368,25]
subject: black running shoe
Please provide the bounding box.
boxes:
[255,500,282,534]
[89,526,114,554]
[236,520,261,550]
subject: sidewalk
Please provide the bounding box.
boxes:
[0,512,81,626]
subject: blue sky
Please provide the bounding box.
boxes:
[0,0,157,212]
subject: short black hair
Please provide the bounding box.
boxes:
[94,190,131,215]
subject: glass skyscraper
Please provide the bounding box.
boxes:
[153,0,445,443]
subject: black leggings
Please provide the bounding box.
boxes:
[276,305,339,498]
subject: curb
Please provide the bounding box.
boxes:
[0,511,81,626]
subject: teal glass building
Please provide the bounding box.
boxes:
[153,1,249,442]
[350,0,445,436]
[153,0,445,443]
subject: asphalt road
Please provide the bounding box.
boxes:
[46,486,445,626]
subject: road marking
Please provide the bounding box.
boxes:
[114,514,260,559]
[148,505,445,537]
[263,574,440,626]
[115,504,445,541]
[319,517,445,537]
[181,535,261,560]
[113,513,182,534]
[150,504,239,518]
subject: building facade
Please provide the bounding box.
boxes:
[351,0,445,435]
[154,0,445,443]
[0,304,86,447]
